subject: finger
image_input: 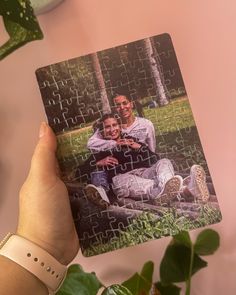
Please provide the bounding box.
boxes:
[107,157,114,162]
[117,139,125,144]
[106,159,115,166]
[29,122,58,182]
[108,159,118,165]
[106,163,115,167]
[111,157,119,163]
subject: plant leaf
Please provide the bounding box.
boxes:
[122,273,151,295]
[0,0,40,31]
[56,264,102,295]
[140,261,154,286]
[101,285,133,295]
[122,261,154,295]
[173,231,192,248]
[56,291,73,295]
[155,281,181,295]
[194,229,220,256]
[122,273,145,295]
[0,0,43,60]
[67,264,83,275]
[160,244,207,284]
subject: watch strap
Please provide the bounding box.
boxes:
[0,233,67,294]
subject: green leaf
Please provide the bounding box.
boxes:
[140,261,154,285]
[56,264,102,295]
[160,244,207,284]
[101,285,133,295]
[194,229,220,256]
[0,0,39,31]
[0,0,43,60]
[57,291,73,295]
[67,264,83,274]
[122,261,154,295]
[173,231,192,248]
[155,281,181,295]
[122,273,147,295]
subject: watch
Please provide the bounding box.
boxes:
[0,233,67,294]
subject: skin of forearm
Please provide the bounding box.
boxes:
[0,255,48,295]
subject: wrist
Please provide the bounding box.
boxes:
[16,230,67,265]
[0,255,48,295]
[0,233,67,294]
[16,229,65,265]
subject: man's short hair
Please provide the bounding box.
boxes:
[112,93,132,102]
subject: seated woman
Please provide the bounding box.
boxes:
[75,113,209,207]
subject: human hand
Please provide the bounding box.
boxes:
[96,156,119,167]
[17,122,79,265]
[117,138,141,149]
[116,138,133,146]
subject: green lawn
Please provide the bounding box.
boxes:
[56,97,208,178]
[143,97,195,133]
[82,204,222,257]
[60,97,219,256]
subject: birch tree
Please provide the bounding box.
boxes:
[91,53,111,114]
[144,38,169,106]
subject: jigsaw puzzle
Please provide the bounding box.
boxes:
[35,33,222,257]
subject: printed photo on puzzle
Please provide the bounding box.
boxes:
[35,33,222,257]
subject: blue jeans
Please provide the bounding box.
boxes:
[90,170,110,191]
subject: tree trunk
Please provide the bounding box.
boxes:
[91,53,111,114]
[144,38,169,106]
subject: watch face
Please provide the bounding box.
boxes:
[36,33,222,257]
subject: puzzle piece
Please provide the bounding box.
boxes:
[36,33,221,257]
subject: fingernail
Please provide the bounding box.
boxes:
[39,122,47,138]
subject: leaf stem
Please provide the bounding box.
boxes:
[185,243,194,295]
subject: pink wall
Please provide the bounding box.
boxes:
[0,0,235,293]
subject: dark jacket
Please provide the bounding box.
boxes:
[76,135,159,182]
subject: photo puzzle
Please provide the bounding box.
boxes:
[35,33,222,256]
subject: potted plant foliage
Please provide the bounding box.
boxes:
[56,230,220,295]
[0,0,43,60]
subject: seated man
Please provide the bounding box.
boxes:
[75,113,209,207]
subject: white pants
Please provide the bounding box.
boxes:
[112,159,175,201]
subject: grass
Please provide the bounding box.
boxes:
[143,97,195,134]
[56,97,206,177]
[59,96,219,256]
[82,205,222,257]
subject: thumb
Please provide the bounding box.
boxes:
[29,122,59,183]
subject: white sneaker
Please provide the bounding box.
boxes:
[85,184,110,208]
[185,165,210,202]
[155,175,183,205]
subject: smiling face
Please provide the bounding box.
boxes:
[102,117,121,140]
[113,95,133,120]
